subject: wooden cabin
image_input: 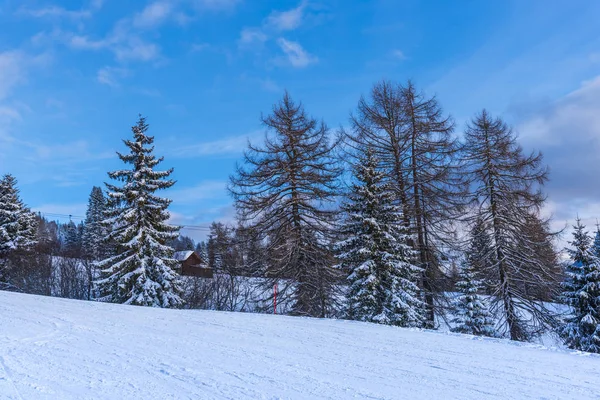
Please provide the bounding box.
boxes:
[173,251,213,278]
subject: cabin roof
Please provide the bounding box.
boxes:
[173,250,195,262]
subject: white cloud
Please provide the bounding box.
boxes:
[265,2,306,31]
[168,181,228,204]
[276,38,317,68]
[114,38,159,62]
[518,75,600,147]
[0,51,26,100]
[97,66,130,87]
[238,2,317,59]
[260,78,280,92]
[18,6,92,20]
[37,0,242,65]
[0,50,50,149]
[391,49,406,60]
[0,106,22,122]
[133,1,173,29]
[67,34,106,50]
[516,75,600,245]
[169,132,262,158]
[65,23,160,62]
[190,0,241,11]
[132,0,240,29]
[17,0,103,21]
[238,27,268,48]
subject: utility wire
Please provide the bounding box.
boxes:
[36,211,213,231]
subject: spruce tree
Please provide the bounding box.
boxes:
[336,149,424,326]
[560,219,600,353]
[82,186,108,261]
[63,220,80,257]
[230,92,341,317]
[347,80,465,328]
[466,217,497,294]
[593,226,600,260]
[0,174,37,285]
[195,241,209,264]
[95,116,183,308]
[451,258,497,337]
[0,174,37,256]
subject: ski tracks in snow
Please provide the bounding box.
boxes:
[1,291,600,400]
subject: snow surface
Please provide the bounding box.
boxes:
[1,291,599,400]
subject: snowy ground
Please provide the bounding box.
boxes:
[1,291,598,400]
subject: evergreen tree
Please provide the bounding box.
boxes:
[0,174,37,257]
[463,110,555,341]
[336,149,424,326]
[195,241,209,264]
[82,186,108,261]
[230,92,342,317]
[451,258,497,336]
[560,219,600,353]
[466,216,497,294]
[347,80,465,328]
[593,226,600,260]
[207,222,233,272]
[95,116,183,308]
[0,174,37,286]
[63,220,80,257]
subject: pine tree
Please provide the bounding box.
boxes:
[82,186,108,261]
[560,219,600,353]
[336,149,424,326]
[0,174,37,286]
[95,116,183,308]
[463,110,555,341]
[230,92,342,317]
[451,258,497,337]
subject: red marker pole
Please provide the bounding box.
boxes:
[273,282,278,314]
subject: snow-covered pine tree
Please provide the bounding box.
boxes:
[336,149,424,327]
[347,80,465,328]
[451,258,497,336]
[0,174,37,287]
[560,219,600,353]
[82,186,108,261]
[0,174,37,256]
[593,226,600,260]
[95,116,183,308]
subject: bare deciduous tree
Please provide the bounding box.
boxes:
[230,92,342,317]
[463,109,556,341]
[346,80,465,327]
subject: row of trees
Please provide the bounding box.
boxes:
[228,82,560,341]
[1,79,598,351]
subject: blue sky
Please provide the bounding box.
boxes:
[1,0,599,241]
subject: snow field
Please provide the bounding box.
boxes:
[1,291,599,400]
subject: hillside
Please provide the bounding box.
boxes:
[0,291,598,400]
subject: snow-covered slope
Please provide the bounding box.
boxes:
[0,291,598,400]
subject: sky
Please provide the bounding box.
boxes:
[0,0,599,243]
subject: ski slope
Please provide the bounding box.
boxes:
[0,291,598,400]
